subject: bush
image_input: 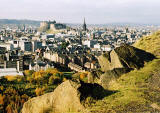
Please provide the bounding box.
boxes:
[80,73,88,80]
[35,88,45,96]
[24,70,35,77]
[48,76,61,85]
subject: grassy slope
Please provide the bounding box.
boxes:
[134,31,160,56]
[87,31,160,113]
[88,59,160,113]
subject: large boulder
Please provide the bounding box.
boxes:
[98,44,155,88]
[22,80,84,113]
[22,80,108,113]
[98,44,155,72]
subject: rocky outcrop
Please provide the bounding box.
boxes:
[22,80,108,113]
[98,44,155,88]
[22,80,84,113]
[98,44,155,72]
[100,68,131,88]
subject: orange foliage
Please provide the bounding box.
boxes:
[5,76,18,81]
[6,105,12,113]
[35,87,45,96]
[0,94,5,105]
[21,94,29,104]
[80,73,88,80]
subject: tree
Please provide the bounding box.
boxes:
[35,88,45,96]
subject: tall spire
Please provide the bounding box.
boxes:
[83,17,87,31]
[84,18,86,25]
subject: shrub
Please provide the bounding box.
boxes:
[35,88,45,96]
[24,70,35,77]
[5,76,17,81]
[0,94,5,105]
[80,73,88,80]
[48,76,61,85]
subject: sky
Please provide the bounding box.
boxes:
[0,0,160,24]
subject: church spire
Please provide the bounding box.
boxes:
[84,18,86,25]
[83,17,87,31]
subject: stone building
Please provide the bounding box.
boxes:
[68,62,84,72]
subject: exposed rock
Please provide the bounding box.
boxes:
[88,72,94,83]
[100,68,131,89]
[98,44,155,72]
[22,80,84,113]
[98,52,112,72]
[88,70,103,84]
[22,80,109,113]
[98,44,155,88]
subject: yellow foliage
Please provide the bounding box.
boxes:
[35,87,45,96]
[0,86,4,91]
[5,76,18,81]
[5,75,23,82]
[24,70,34,76]
[24,70,30,76]
[32,68,62,80]
[63,78,67,82]
[32,70,46,79]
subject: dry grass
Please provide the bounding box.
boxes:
[88,59,160,113]
[134,31,160,56]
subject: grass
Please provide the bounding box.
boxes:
[88,58,160,112]
[134,31,160,56]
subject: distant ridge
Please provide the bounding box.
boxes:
[0,19,41,26]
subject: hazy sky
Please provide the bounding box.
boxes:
[0,0,160,24]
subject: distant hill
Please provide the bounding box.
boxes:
[0,19,41,26]
[134,31,160,56]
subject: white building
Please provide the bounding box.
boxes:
[29,61,54,71]
[0,43,14,51]
[94,43,101,49]
[101,45,112,51]
[82,40,91,47]
[8,40,20,48]
[0,68,23,77]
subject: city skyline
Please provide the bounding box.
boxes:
[0,0,160,24]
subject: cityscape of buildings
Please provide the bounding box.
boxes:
[0,19,159,76]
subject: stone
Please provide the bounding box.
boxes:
[100,68,131,89]
[22,80,85,113]
[98,44,155,72]
[22,80,108,113]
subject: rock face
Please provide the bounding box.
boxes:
[22,80,84,113]
[98,44,155,72]
[22,80,107,113]
[98,44,155,88]
[100,68,131,88]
